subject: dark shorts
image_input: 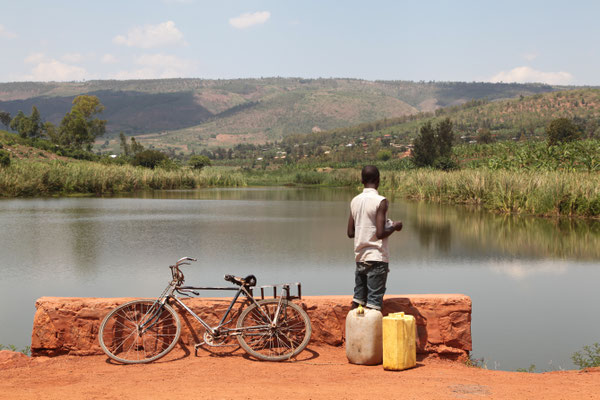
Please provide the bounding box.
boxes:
[352,261,389,311]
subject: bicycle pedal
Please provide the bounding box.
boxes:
[194,342,205,349]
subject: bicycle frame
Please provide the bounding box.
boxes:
[144,276,291,341]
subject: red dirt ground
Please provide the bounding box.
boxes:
[1,346,599,400]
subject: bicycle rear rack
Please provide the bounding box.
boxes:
[256,282,302,300]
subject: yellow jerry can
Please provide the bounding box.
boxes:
[382,312,417,371]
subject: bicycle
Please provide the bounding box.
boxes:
[98,257,312,364]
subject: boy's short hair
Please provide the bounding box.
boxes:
[361,165,379,184]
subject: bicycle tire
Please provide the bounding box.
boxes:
[99,299,181,364]
[236,299,312,361]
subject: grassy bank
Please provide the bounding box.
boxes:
[0,160,246,196]
[382,169,600,218]
[2,157,600,219]
[244,167,600,218]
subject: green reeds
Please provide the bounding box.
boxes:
[0,160,246,197]
[384,169,600,218]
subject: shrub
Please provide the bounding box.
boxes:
[572,343,600,369]
[376,150,392,161]
[0,149,10,167]
[189,155,211,170]
[156,158,180,171]
[433,156,459,171]
[132,149,169,169]
[546,118,581,145]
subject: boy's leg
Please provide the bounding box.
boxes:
[352,262,368,307]
[365,262,389,310]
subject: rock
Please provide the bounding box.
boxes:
[31,294,471,361]
[0,350,31,369]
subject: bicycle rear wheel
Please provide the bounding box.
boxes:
[99,299,181,364]
[236,299,312,361]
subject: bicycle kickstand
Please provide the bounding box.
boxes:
[193,341,205,356]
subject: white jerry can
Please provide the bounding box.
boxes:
[345,305,383,365]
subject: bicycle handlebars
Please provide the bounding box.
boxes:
[176,257,197,265]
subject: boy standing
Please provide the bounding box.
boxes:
[347,165,402,310]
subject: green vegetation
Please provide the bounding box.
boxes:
[0,344,31,356]
[52,95,106,151]
[188,155,211,170]
[0,149,10,167]
[386,169,600,217]
[572,343,600,369]
[412,118,456,169]
[546,117,581,145]
[132,149,169,169]
[0,159,246,197]
[515,364,537,373]
[455,140,600,172]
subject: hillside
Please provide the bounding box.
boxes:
[276,88,600,158]
[0,78,570,153]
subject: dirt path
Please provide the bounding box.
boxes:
[1,346,599,400]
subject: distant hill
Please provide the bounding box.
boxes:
[0,78,579,152]
[279,88,600,152]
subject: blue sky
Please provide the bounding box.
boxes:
[1,0,599,84]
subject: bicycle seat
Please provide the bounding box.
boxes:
[224,274,257,287]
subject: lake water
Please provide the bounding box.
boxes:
[1,187,599,371]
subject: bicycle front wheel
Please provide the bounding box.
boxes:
[99,299,181,364]
[236,299,312,361]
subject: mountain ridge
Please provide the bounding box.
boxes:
[0,78,587,153]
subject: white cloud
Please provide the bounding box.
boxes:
[113,53,193,79]
[62,53,84,63]
[25,52,46,64]
[113,21,185,49]
[229,11,271,29]
[101,54,118,64]
[523,53,538,62]
[0,24,17,39]
[490,66,574,85]
[23,59,87,82]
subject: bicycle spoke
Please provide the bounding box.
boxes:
[100,300,181,364]
[236,299,311,361]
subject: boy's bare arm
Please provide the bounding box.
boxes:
[376,199,402,239]
[347,213,355,238]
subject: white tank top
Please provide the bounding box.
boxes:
[350,188,389,262]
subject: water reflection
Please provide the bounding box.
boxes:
[403,201,600,260]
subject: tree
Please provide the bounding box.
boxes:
[8,107,43,138]
[129,137,144,154]
[9,111,27,137]
[57,95,106,150]
[436,118,454,158]
[411,121,437,167]
[546,118,580,146]
[188,155,211,170]
[0,111,11,128]
[411,118,457,169]
[132,149,168,169]
[119,132,130,156]
[28,106,43,138]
